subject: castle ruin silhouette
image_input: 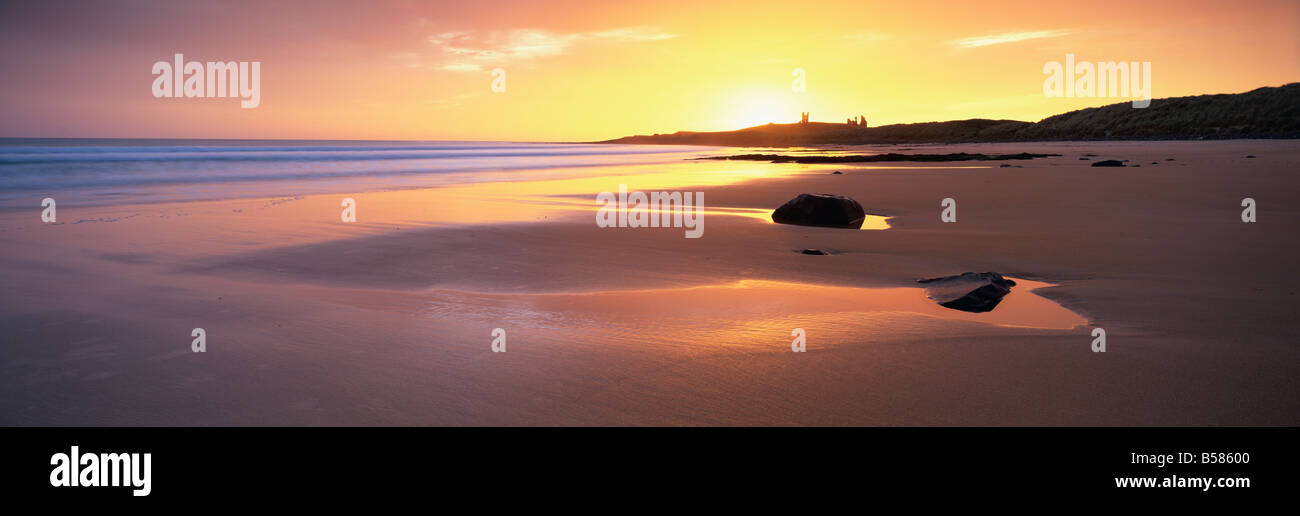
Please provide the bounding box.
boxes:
[800,112,867,127]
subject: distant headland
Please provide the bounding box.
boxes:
[597,83,1300,147]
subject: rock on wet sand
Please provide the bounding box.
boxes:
[772,193,867,229]
[917,272,1017,313]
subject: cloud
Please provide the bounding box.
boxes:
[428,27,675,71]
[951,29,1072,48]
[438,63,483,72]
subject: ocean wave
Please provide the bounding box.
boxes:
[0,140,718,206]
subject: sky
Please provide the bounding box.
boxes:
[0,0,1297,141]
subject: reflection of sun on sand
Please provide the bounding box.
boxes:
[422,278,1087,333]
[513,199,893,229]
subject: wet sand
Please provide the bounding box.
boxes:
[1,140,1296,425]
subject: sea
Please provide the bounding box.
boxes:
[0,138,718,209]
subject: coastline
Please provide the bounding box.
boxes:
[595,83,1300,147]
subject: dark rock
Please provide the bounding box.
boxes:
[772,193,867,229]
[1166,158,1176,161]
[831,170,843,174]
[1246,155,1257,158]
[917,272,1017,313]
[999,163,1012,167]
[799,249,830,255]
[1079,157,1090,160]
[1091,160,1125,167]
[709,152,1058,164]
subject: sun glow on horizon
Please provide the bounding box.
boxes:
[724,89,802,129]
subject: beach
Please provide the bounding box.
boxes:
[1,139,1296,425]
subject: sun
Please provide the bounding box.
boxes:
[724,89,801,129]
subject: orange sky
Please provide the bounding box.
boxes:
[1,0,1297,141]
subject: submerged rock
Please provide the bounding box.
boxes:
[1091,160,1125,167]
[772,193,867,229]
[799,249,830,255]
[917,272,1017,313]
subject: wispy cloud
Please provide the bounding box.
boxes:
[438,62,483,72]
[427,27,676,71]
[951,29,1072,48]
